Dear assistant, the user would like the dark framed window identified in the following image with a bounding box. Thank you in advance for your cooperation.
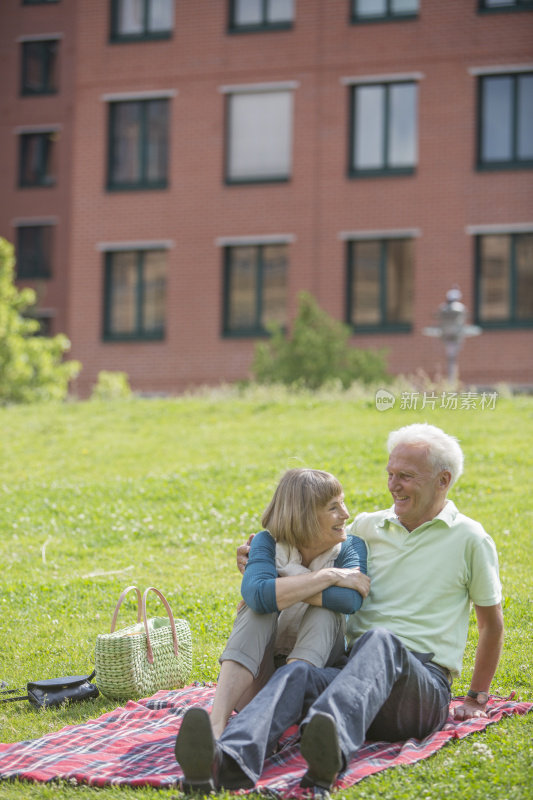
[229,0,294,32]
[349,81,417,176]
[475,233,533,327]
[103,249,166,340]
[478,73,533,169]
[107,99,169,190]
[21,40,59,95]
[223,244,288,335]
[19,131,57,187]
[29,314,53,336]
[16,225,53,279]
[347,238,413,331]
[110,0,174,41]
[479,0,533,11]
[351,0,419,22]
[226,90,293,183]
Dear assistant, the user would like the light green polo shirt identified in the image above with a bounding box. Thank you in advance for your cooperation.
[346,500,501,677]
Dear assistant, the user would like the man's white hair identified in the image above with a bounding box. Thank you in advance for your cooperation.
[387,423,464,487]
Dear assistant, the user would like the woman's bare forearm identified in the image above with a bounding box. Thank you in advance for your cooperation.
[274,567,364,610]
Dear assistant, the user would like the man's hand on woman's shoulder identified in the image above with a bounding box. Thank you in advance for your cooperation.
[237,534,254,574]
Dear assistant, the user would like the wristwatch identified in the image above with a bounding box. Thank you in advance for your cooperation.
[467,689,489,704]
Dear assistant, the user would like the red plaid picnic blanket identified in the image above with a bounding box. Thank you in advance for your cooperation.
[0,684,531,795]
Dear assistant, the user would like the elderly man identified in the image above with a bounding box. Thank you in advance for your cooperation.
[175,423,504,794]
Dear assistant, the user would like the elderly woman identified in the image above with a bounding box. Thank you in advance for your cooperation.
[190,468,369,744]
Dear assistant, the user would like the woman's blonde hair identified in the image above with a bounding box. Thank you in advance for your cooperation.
[261,468,344,549]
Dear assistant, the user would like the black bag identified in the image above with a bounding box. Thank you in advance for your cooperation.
[0,671,99,709]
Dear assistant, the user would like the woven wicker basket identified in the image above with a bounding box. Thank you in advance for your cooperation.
[95,586,192,700]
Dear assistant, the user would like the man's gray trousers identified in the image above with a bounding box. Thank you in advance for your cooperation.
[217,628,452,786]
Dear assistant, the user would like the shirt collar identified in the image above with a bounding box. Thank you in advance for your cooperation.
[380,499,458,532]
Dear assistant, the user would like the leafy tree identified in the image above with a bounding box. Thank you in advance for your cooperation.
[0,237,81,404]
[252,291,389,389]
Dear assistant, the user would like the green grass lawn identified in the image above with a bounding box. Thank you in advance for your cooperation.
[0,386,532,799]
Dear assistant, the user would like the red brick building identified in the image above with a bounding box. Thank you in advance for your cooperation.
[1,0,532,395]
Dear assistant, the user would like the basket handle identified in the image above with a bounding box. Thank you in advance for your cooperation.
[142,587,179,664]
[110,585,142,633]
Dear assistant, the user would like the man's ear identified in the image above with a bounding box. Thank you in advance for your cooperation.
[440,470,452,490]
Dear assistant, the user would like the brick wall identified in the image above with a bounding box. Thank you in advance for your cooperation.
[1,0,532,395]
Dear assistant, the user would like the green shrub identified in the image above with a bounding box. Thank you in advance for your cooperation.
[0,237,81,404]
[91,370,132,401]
[252,291,389,389]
